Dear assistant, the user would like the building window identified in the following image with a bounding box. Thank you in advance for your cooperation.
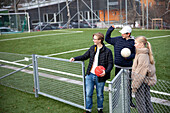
[48,14,54,22]
[43,13,63,23]
[55,13,63,22]
[84,10,99,21]
[93,10,99,20]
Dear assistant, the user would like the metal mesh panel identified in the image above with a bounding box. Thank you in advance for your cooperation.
[0,52,34,94]
[108,69,130,113]
[130,72,170,113]
[108,69,170,113]
[33,55,85,109]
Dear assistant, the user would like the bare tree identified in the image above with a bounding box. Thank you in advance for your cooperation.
[66,0,71,29]
[127,0,138,27]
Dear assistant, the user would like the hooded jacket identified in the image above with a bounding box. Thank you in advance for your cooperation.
[74,44,113,82]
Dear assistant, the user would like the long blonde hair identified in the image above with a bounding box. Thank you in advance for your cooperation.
[135,36,155,64]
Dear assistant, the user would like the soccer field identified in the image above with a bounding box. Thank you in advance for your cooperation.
[0,28,170,80]
[0,28,170,113]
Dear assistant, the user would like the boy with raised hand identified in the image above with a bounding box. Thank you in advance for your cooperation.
[105,25,136,108]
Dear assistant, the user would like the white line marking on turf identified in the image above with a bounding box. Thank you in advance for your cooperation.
[0,59,82,78]
[13,34,170,62]
[46,44,111,57]
[46,47,89,57]
[1,63,170,106]
[147,35,170,40]
[45,35,170,57]
[0,31,83,42]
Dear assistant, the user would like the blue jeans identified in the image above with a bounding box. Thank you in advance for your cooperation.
[85,73,105,111]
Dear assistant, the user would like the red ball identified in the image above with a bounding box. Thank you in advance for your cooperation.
[95,66,105,77]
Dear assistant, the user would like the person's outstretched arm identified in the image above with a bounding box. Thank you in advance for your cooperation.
[105,25,117,45]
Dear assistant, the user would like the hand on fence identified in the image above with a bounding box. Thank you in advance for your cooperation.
[69,57,75,62]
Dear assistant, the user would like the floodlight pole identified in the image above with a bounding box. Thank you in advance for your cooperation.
[120,0,122,26]
[58,0,61,25]
[125,0,127,25]
[142,0,145,29]
[91,0,93,28]
[146,0,148,29]
[37,0,41,31]
[77,0,80,28]
[107,0,109,25]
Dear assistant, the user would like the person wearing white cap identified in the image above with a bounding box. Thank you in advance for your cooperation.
[119,25,132,34]
[105,25,136,109]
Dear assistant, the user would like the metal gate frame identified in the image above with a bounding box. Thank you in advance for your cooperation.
[107,69,130,113]
[32,54,86,110]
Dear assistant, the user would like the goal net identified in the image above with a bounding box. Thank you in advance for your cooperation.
[0,12,30,32]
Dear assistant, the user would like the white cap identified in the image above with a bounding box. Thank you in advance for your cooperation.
[119,26,132,34]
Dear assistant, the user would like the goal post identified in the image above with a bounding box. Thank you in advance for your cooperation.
[0,12,30,32]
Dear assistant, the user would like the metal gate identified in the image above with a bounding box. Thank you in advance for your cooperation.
[32,54,86,110]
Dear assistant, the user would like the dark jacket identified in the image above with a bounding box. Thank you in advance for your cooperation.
[105,26,135,67]
[74,44,113,82]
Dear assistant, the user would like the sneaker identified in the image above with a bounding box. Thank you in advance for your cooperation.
[130,103,136,108]
[98,109,103,113]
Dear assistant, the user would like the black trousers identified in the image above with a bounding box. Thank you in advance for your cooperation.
[135,83,154,113]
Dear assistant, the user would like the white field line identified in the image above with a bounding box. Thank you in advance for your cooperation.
[0,30,83,42]
[1,65,83,85]
[13,34,170,62]
[150,90,170,96]
[45,44,110,57]
[1,59,170,95]
[1,63,170,106]
[147,35,170,40]
[45,35,170,57]
[0,59,82,78]
[132,94,170,106]
[45,47,89,57]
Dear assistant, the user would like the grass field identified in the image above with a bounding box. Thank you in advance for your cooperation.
[0,28,170,113]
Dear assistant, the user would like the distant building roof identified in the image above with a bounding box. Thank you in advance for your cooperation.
[19,0,71,10]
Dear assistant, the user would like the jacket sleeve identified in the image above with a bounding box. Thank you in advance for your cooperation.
[74,48,90,61]
[105,49,113,75]
[126,43,136,60]
[105,26,116,45]
[132,54,149,90]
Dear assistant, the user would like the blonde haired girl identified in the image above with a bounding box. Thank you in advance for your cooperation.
[132,36,156,113]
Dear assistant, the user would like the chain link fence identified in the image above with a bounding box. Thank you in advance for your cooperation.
[0,52,170,112]
[107,69,170,113]
[0,52,34,94]
[32,54,86,109]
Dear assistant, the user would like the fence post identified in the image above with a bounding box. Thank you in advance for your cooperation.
[82,61,86,109]
[32,54,39,98]
[122,69,130,113]
[108,82,113,113]
[121,69,125,113]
